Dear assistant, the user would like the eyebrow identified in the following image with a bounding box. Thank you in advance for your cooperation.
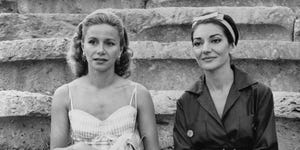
[86,36,117,41]
[193,33,222,41]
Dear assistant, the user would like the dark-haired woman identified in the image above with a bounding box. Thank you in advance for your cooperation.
[173,12,278,150]
[50,10,159,150]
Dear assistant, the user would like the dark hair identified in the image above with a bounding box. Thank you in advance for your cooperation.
[67,10,132,78]
[191,12,239,46]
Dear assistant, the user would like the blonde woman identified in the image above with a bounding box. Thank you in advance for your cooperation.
[50,10,159,150]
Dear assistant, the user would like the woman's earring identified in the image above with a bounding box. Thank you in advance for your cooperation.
[82,52,87,61]
[117,54,121,62]
[190,50,201,66]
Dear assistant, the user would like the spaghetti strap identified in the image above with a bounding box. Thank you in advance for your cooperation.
[68,84,74,110]
[129,84,138,108]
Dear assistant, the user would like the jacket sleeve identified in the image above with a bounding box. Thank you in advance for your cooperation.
[253,84,278,150]
[173,96,193,150]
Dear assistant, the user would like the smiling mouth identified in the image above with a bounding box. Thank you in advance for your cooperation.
[93,58,108,63]
[202,57,216,61]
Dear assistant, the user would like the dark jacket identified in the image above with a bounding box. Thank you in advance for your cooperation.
[173,66,278,150]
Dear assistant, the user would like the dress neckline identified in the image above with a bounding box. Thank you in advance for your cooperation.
[69,105,136,122]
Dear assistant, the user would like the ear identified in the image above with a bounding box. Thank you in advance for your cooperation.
[228,43,235,51]
[80,40,84,50]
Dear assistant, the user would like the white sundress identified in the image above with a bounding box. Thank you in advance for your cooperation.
[68,83,143,150]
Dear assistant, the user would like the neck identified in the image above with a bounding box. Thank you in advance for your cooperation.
[204,63,234,91]
[86,67,118,89]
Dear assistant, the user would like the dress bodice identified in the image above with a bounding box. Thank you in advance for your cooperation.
[67,83,143,150]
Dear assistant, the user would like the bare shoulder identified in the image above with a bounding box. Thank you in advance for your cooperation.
[52,84,70,109]
[54,84,69,96]
[119,78,150,95]
[133,82,151,97]
[131,81,153,107]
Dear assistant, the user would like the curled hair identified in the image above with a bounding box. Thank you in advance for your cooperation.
[191,12,239,46]
[67,10,132,78]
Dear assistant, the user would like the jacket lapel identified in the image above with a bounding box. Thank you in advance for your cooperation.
[197,86,224,127]
[186,65,257,126]
[221,83,240,119]
[222,65,257,118]
[187,76,224,127]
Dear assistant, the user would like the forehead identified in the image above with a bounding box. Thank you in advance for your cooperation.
[85,24,120,39]
[193,23,225,39]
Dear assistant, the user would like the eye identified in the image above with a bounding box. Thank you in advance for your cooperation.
[105,41,116,46]
[88,39,97,45]
[211,38,221,44]
[193,41,203,47]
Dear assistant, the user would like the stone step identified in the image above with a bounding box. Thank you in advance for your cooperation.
[0,90,299,149]
[145,0,300,18]
[0,90,300,119]
[0,7,296,41]
[1,90,299,118]
[146,0,300,8]
[295,18,300,42]
[1,38,300,62]
[0,38,299,93]
[1,116,299,150]
[0,0,299,15]
[0,0,146,13]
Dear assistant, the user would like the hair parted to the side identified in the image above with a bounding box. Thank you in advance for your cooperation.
[67,9,132,78]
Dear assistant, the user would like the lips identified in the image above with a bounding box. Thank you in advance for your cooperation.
[201,57,216,61]
[93,58,108,63]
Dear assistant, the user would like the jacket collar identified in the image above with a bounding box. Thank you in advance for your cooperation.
[185,65,258,127]
[186,65,257,95]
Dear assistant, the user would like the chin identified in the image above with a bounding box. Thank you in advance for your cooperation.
[91,63,112,73]
[94,66,110,72]
[200,62,222,72]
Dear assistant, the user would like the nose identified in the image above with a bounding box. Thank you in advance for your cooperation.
[96,43,106,54]
[202,42,211,53]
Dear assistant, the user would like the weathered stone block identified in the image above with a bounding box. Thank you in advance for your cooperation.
[0,0,18,13]
[1,39,300,62]
[274,92,300,119]
[153,91,300,118]
[0,116,50,149]
[0,90,299,118]
[0,13,82,41]
[146,0,300,8]
[0,7,295,41]
[0,59,73,94]
[132,59,300,92]
[17,0,145,13]
[131,40,300,60]
[0,90,52,117]
[0,38,69,62]
[294,18,300,41]
[1,39,300,93]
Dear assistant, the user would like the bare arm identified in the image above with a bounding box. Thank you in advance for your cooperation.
[136,84,160,150]
[50,84,72,150]
[50,84,102,150]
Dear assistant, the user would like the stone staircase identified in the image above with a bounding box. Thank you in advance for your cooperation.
[0,0,299,149]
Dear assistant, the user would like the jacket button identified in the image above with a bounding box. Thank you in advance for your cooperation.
[187,130,193,137]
